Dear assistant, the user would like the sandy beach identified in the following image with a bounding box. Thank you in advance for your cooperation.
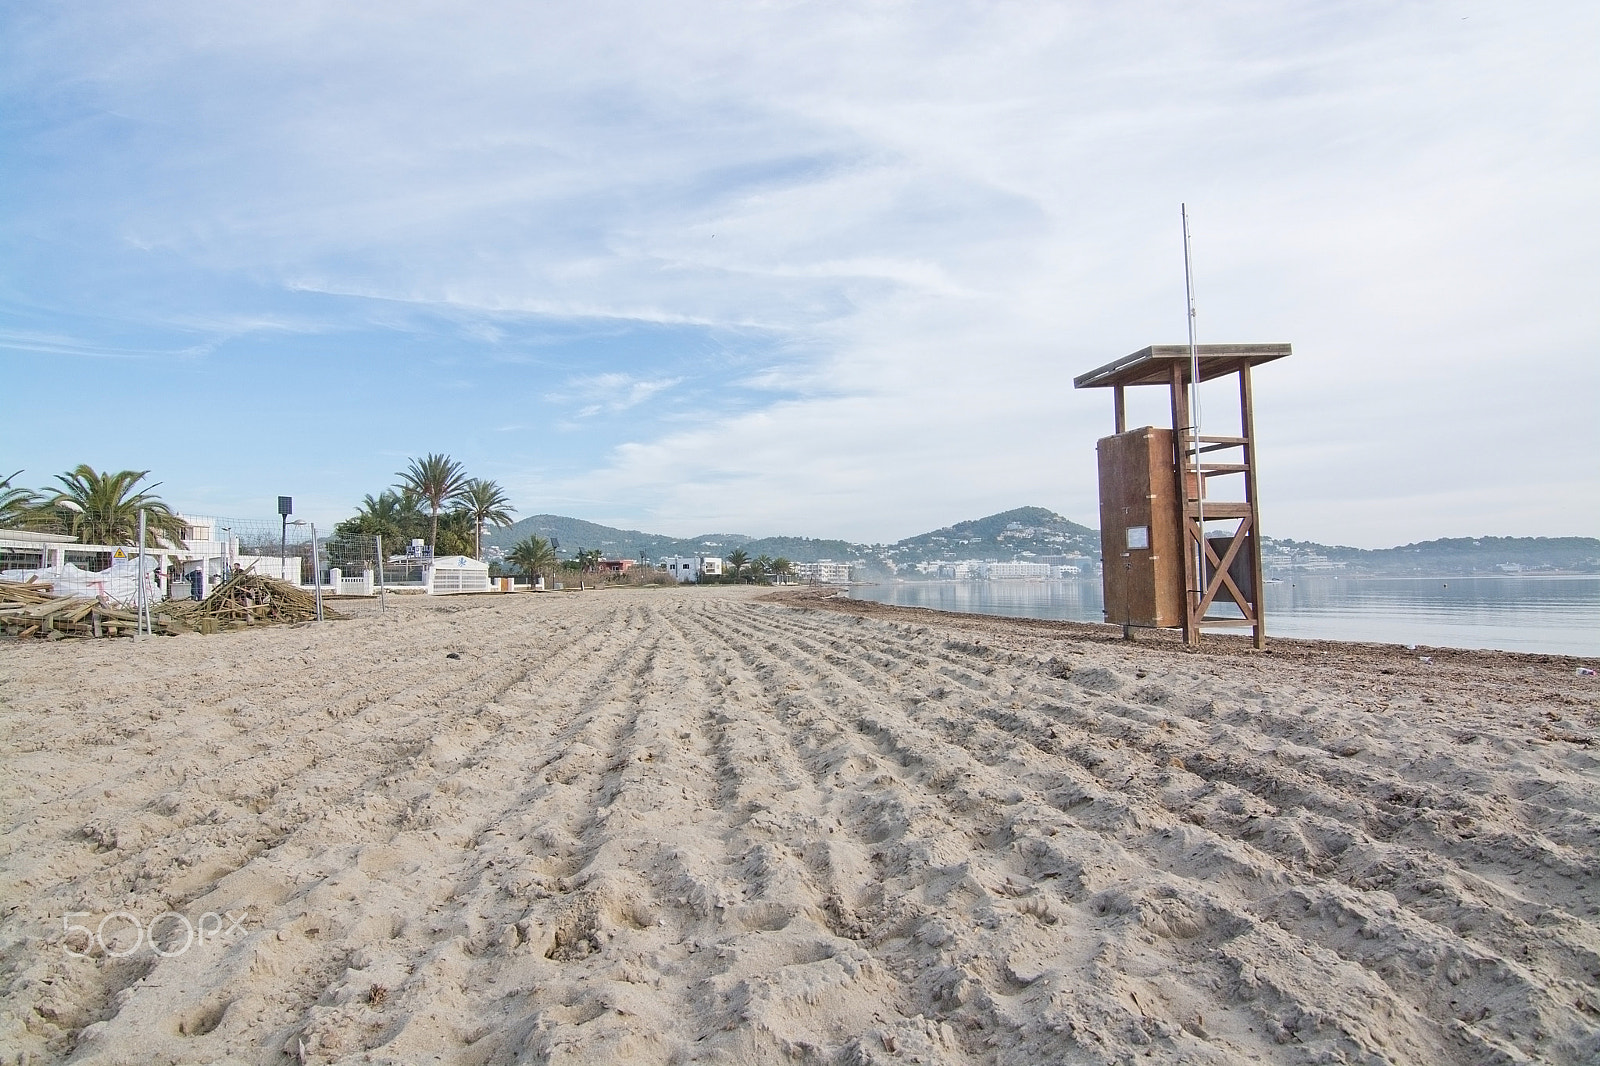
[2,585,1596,1066]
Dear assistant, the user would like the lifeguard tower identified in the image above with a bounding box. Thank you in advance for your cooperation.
[1074,343,1290,648]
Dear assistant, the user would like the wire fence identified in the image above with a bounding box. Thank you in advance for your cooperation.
[6,505,686,614]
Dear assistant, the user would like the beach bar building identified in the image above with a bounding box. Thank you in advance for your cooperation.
[1074,343,1289,648]
[2,519,301,600]
[426,555,492,595]
[0,528,77,572]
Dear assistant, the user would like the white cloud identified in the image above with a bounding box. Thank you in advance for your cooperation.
[565,373,683,418]
[3,1,1597,544]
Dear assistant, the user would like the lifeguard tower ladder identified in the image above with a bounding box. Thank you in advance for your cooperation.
[1074,343,1290,648]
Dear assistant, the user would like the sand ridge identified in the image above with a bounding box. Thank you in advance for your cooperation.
[1,586,1596,1065]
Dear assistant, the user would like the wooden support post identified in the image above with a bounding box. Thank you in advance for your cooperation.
[1114,385,1126,434]
[1240,365,1266,648]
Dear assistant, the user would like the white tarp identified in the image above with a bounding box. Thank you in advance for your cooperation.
[1,557,160,607]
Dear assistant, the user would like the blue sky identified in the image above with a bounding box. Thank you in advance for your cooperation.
[3,1,1596,547]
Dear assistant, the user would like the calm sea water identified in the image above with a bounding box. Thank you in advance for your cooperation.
[848,575,1600,657]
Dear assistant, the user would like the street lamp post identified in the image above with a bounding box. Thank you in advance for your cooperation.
[278,496,293,583]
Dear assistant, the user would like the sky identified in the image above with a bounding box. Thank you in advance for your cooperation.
[2,1,1596,548]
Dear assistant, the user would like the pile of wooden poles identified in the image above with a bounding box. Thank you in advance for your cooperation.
[0,581,144,639]
[1,570,340,640]
[159,570,339,634]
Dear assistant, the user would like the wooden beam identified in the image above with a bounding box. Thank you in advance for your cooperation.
[1184,501,1251,519]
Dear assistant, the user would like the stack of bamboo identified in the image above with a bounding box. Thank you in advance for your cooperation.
[158,571,339,633]
[0,581,144,639]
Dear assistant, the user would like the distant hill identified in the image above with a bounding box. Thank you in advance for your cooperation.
[483,515,862,564]
[881,506,1100,566]
[483,509,1598,576]
[484,515,690,560]
[1263,535,1600,576]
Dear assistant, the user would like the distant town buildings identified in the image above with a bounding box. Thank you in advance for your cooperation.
[983,561,1057,580]
[1259,546,1343,571]
[908,557,1092,581]
[794,560,853,584]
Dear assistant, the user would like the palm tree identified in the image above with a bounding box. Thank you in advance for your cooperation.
[392,491,429,540]
[336,489,422,543]
[0,470,41,528]
[435,509,476,557]
[771,557,793,584]
[396,453,470,551]
[753,555,773,583]
[575,547,603,573]
[457,478,516,559]
[45,465,189,547]
[507,535,557,583]
[725,548,749,582]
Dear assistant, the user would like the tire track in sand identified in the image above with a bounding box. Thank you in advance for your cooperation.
[738,597,1598,1065]
[4,589,1595,1066]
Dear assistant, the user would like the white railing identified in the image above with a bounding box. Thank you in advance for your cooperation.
[325,568,375,596]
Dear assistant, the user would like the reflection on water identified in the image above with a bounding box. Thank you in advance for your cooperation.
[849,576,1600,656]
[848,580,1106,622]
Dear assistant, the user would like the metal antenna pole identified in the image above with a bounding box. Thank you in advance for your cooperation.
[1182,204,1206,612]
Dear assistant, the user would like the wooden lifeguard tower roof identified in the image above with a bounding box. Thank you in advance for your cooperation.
[1073,343,1290,390]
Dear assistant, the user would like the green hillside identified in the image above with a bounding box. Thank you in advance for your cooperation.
[1266,535,1600,575]
[483,509,1598,576]
[484,515,862,564]
[882,506,1099,566]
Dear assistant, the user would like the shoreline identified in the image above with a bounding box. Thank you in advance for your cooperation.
[771,585,1600,670]
[832,578,1600,661]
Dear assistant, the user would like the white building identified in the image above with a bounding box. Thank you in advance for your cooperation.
[794,560,853,584]
[1,517,303,601]
[983,561,1055,580]
[0,528,77,572]
[426,555,491,594]
[170,514,302,592]
[661,555,724,583]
